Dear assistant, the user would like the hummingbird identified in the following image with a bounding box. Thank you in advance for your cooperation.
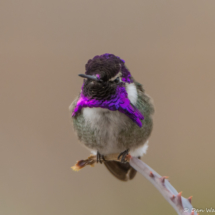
[69,53,154,181]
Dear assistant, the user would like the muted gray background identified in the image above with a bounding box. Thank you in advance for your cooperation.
[1,1,215,214]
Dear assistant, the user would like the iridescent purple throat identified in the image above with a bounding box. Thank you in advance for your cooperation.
[72,86,144,127]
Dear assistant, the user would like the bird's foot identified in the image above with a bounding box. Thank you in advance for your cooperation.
[118,149,129,163]
[97,152,106,164]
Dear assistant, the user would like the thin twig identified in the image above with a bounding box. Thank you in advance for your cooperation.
[72,154,198,215]
[130,157,198,215]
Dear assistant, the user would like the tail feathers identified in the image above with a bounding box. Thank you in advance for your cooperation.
[104,161,137,181]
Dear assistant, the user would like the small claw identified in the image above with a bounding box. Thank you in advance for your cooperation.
[96,152,103,164]
[118,149,129,163]
[118,153,122,160]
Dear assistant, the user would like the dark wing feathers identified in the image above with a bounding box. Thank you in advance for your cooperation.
[104,161,137,181]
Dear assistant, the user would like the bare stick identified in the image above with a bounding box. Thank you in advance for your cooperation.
[130,157,198,215]
[72,154,198,215]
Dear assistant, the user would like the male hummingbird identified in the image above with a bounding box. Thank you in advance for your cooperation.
[69,53,154,181]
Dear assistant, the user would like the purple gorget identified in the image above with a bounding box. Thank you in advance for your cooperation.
[72,85,144,127]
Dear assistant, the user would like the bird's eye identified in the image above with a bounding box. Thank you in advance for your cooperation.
[109,77,120,84]
[114,77,120,83]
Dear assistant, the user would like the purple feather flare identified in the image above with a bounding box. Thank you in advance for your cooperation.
[72,86,144,127]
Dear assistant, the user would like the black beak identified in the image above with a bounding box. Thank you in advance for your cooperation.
[78,74,103,82]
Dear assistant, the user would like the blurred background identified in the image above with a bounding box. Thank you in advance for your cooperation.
[1,1,215,214]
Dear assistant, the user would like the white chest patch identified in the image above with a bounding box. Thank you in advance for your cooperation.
[83,107,130,154]
[126,83,138,105]
[83,107,128,131]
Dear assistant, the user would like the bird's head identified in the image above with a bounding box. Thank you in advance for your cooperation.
[73,53,144,127]
[79,53,132,100]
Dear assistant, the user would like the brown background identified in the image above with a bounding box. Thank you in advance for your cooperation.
[1,1,215,215]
